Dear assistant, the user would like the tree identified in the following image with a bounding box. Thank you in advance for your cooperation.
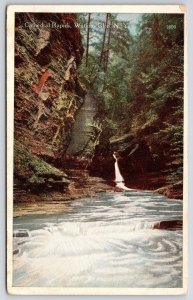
[85,13,91,67]
[99,13,109,67]
[104,20,112,72]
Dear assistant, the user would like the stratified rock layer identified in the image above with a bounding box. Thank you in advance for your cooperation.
[15,13,85,158]
[14,13,86,191]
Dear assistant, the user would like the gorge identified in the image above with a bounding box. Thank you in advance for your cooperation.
[14,12,183,209]
[12,11,184,290]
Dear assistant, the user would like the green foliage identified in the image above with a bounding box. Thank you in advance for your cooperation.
[78,13,133,128]
[78,13,184,186]
[14,140,67,186]
[29,174,45,184]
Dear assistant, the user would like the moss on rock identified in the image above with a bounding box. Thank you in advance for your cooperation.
[14,140,69,191]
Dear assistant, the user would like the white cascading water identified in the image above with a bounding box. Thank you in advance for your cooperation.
[13,191,183,288]
[113,153,131,190]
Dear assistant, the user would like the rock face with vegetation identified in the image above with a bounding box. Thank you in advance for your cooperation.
[14,12,184,202]
[15,14,85,152]
[79,13,184,199]
[14,140,69,191]
[14,13,86,192]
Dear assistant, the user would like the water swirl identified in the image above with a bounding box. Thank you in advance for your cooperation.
[13,191,183,288]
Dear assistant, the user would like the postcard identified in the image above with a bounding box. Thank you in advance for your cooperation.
[7,5,187,295]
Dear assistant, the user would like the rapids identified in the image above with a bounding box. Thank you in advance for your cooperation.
[13,191,183,288]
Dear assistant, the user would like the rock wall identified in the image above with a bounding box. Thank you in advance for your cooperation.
[14,13,86,190]
[90,129,183,199]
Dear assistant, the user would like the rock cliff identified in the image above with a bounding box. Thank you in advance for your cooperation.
[90,129,183,199]
[14,13,86,191]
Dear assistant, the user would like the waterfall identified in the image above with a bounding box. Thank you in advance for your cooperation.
[113,153,131,190]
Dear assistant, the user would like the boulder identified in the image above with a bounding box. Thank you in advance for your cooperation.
[153,220,183,231]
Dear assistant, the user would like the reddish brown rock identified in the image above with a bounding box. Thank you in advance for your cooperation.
[153,220,183,231]
[14,13,86,192]
[33,69,51,94]
[14,13,85,163]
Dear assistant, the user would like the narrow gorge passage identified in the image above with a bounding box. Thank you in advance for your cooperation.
[66,92,97,155]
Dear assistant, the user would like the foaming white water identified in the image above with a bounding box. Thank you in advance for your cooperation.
[116,181,131,190]
[13,191,183,288]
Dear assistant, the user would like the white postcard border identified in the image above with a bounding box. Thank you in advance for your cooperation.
[7,4,188,295]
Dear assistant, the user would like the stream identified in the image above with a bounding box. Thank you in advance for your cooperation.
[13,190,183,288]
